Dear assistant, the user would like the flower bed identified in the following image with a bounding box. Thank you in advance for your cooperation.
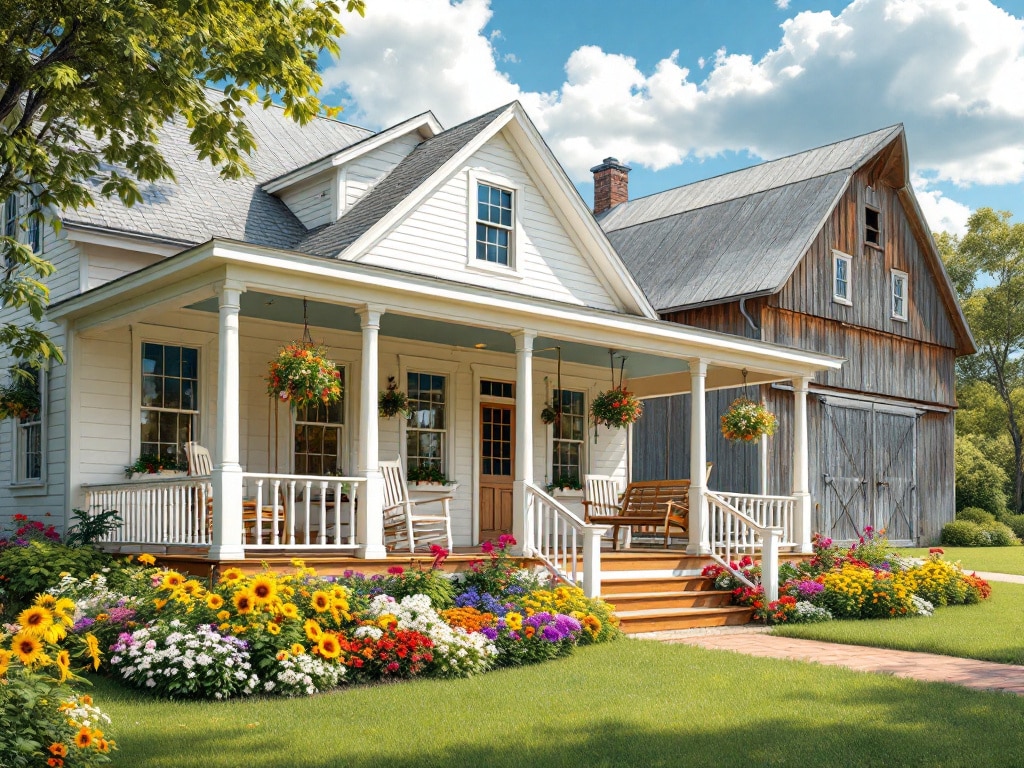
[703,530,991,625]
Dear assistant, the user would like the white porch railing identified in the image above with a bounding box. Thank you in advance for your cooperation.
[83,476,213,546]
[705,490,783,602]
[712,492,797,547]
[523,483,608,597]
[241,473,361,549]
[82,473,363,550]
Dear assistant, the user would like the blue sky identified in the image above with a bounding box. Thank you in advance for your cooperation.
[322,0,1024,235]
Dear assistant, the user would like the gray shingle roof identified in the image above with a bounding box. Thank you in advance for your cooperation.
[296,104,511,258]
[600,126,903,311]
[64,98,373,249]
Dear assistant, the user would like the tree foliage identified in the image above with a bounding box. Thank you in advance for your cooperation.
[940,208,1024,511]
[0,0,365,366]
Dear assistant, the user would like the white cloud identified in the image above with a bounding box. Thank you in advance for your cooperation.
[911,175,972,237]
[323,0,1024,190]
[776,0,791,9]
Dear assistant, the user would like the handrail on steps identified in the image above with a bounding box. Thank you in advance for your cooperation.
[704,490,783,602]
[523,483,608,598]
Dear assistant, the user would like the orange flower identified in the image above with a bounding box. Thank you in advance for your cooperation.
[48,743,68,757]
[74,727,93,749]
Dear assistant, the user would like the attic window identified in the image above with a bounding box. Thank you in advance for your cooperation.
[833,250,852,306]
[865,206,882,249]
[475,183,513,266]
[891,269,908,322]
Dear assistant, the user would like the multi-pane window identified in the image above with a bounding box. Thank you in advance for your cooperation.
[833,251,852,304]
[12,365,43,483]
[865,206,881,248]
[475,183,513,266]
[27,193,41,253]
[3,195,17,239]
[294,368,345,475]
[140,343,198,466]
[551,389,586,484]
[406,372,447,473]
[891,270,909,321]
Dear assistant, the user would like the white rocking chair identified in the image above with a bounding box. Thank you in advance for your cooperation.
[381,460,454,553]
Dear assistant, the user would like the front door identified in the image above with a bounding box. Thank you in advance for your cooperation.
[479,403,515,541]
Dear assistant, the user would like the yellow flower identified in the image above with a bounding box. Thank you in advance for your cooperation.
[266,622,281,635]
[304,619,322,641]
[220,567,245,584]
[217,610,231,622]
[12,632,45,666]
[233,590,255,615]
[181,580,204,597]
[281,603,299,620]
[251,575,278,605]
[232,624,247,635]
[291,643,306,656]
[504,612,523,631]
[207,594,225,610]
[55,649,72,683]
[377,614,396,630]
[34,594,57,609]
[317,634,341,659]
[138,553,157,566]
[311,591,331,612]
[0,649,12,676]
[16,605,54,638]
[153,598,168,611]
[74,726,93,749]
[54,598,76,626]
[84,633,102,670]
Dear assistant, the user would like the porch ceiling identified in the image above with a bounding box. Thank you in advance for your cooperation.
[186,291,688,379]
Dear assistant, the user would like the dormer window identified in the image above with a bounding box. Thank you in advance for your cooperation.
[475,182,513,266]
[865,206,881,249]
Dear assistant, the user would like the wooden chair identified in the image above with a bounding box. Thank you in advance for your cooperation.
[381,460,453,553]
[582,474,628,547]
[662,463,714,547]
[596,479,693,550]
[184,441,213,476]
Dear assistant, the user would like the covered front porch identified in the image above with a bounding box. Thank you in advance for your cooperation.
[53,239,841,598]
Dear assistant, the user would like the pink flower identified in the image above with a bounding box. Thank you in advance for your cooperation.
[481,540,495,554]
[387,566,405,575]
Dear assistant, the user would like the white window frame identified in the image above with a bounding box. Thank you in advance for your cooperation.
[27,191,41,254]
[404,368,451,477]
[10,363,46,487]
[465,169,523,276]
[3,195,17,241]
[891,269,909,322]
[832,249,852,306]
[550,388,587,487]
[292,365,348,476]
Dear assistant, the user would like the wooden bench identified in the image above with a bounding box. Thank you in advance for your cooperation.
[585,479,692,550]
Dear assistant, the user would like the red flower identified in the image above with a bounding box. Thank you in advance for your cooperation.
[387,566,405,575]
[481,540,495,554]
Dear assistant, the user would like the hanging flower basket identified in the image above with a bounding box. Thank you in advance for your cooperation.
[266,342,342,410]
[378,376,411,419]
[540,405,558,425]
[591,387,643,430]
[721,397,777,442]
[0,369,40,420]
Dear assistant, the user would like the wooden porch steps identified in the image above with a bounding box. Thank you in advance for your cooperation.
[612,605,754,634]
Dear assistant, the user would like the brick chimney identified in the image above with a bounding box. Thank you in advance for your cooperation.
[591,157,631,215]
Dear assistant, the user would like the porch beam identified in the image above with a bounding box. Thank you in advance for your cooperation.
[209,280,246,560]
[792,375,814,553]
[512,329,536,555]
[356,305,387,558]
[686,359,711,555]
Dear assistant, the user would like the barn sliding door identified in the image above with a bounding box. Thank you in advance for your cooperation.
[821,401,918,544]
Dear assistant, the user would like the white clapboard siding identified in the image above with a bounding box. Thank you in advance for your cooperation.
[359,133,621,311]
[84,243,164,290]
[279,176,334,230]
[343,133,422,213]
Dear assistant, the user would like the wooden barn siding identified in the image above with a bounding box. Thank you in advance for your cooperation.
[918,411,955,545]
[774,175,957,350]
[632,387,759,493]
[664,299,764,340]
[764,310,957,406]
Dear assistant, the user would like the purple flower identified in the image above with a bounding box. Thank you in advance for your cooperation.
[795,580,824,599]
[542,626,562,642]
[481,627,498,641]
[73,616,97,632]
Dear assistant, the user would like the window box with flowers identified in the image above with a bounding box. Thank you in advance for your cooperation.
[720,397,777,442]
[125,454,188,479]
[266,342,342,410]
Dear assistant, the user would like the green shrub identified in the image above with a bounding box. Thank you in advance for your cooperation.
[981,521,1020,547]
[0,540,114,617]
[941,519,988,547]
[955,435,1009,515]
[998,514,1024,541]
[957,506,996,525]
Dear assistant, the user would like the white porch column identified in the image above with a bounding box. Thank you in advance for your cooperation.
[511,330,536,555]
[686,359,710,555]
[357,305,387,558]
[793,375,814,554]
[209,280,246,560]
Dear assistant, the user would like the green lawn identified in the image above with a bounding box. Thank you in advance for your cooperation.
[772,581,1024,665]
[93,639,1024,768]
[898,546,1024,575]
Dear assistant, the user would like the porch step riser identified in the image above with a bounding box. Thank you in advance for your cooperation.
[618,608,754,634]
[601,577,718,595]
[605,593,733,612]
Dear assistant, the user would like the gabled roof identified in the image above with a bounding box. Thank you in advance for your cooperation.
[600,124,975,354]
[64,96,372,249]
[294,105,508,257]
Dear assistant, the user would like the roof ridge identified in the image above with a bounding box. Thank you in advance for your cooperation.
[199,83,371,132]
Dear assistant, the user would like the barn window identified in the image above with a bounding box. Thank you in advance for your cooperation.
[865,206,882,249]
[832,250,852,305]
[891,270,908,322]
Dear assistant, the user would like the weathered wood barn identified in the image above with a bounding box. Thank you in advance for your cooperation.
[596,126,975,545]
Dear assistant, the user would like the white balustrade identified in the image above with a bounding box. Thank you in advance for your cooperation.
[524,483,608,597]
[712,492,797,546]
[705,490,783,602]
[83,476,213,546]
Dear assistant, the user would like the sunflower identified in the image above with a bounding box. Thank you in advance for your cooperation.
[55,649,72,683]
[74,727,93,749]
[250,575,277,605]
[96,739,111,753]
[281,603,299,620]
[48,743,68,757]
[153,598,168,611]
[291,643,306,656]
[138,553,157,566]
[233,590,256,615]
[266,622,281,636]
[161,571,184,589]
[17,605,54,637]
[207,594,225,610]
[310,590,331,612]
[84,633,102,670]
[34,594,57,608]
[220,567,244,584]
[217,610,231,622]
[317,634,341,659]
[12,632,45,666]
[304,619,322,642]
[180,579,204,597]
[0,649,12,675]
[44,621,68,645]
